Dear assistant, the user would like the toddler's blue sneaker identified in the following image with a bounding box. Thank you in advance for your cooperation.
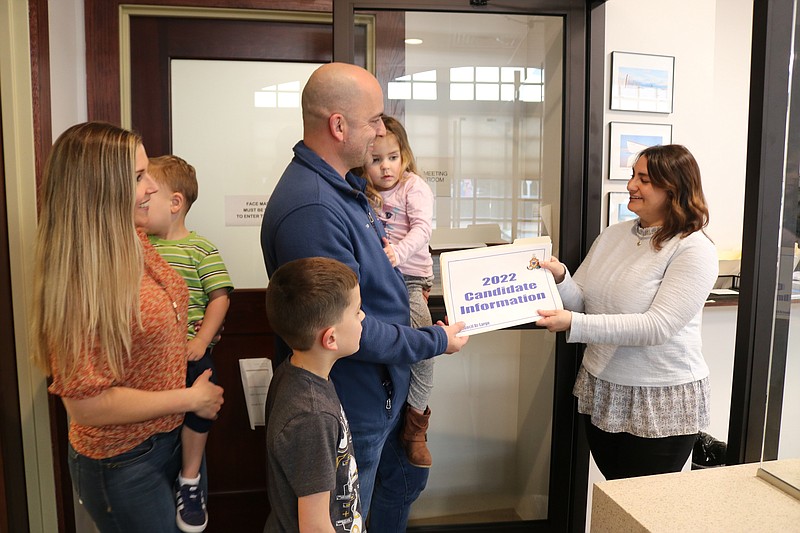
[176,483,207,532]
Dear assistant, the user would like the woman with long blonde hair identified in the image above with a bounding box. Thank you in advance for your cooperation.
[31,122,224,532]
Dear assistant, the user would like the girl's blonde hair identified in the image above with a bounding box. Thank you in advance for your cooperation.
[31,122,144,380]
[362,115,419,209]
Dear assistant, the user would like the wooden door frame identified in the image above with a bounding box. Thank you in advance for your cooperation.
[335,2,602,531]
[122,7,372,157]
[84,0,603,531]
[123,12,368,530]
[79,3,339,532]
[85,0,333,125]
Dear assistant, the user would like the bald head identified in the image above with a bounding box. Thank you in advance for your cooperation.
[302,63,382,130]
[301,63,386,176]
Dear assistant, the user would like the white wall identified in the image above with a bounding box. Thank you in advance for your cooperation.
[602,0,751,258]
[601,0,754,447]
[48,0,86,137]
[780,312,800,459]
[586,1,754,530]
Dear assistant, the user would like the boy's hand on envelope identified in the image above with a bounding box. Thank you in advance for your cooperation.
[535,309,572,332]
[539,256,566,284]
[438,320,469,353]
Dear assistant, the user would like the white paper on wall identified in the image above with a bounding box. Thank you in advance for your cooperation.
[225,195,269,227]
[238,358,273,429]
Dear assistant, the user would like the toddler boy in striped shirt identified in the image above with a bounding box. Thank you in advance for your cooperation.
[145,155,233,533]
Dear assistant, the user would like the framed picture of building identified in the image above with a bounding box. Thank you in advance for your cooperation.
[608,121,673,180]
[610,51,675,113]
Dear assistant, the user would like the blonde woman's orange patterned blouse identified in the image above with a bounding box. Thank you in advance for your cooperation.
[48,231,189,459]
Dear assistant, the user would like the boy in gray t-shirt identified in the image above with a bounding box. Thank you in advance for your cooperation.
[264,257,365,532]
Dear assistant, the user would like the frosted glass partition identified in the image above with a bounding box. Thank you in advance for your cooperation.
[399,13,563,248]
[362,10,563,525]
[413,329,554,523]
[171,60,321,288]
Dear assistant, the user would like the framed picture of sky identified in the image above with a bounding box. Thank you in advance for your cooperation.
[610,51,675,113]
[608,121,673,180]
[608,192,638,227]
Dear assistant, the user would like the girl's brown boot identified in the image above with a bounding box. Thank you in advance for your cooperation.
[401,406,432,468]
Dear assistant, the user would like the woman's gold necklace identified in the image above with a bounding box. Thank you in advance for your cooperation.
[635,221,659,247]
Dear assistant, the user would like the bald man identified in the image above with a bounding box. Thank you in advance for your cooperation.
[260,63,468,531]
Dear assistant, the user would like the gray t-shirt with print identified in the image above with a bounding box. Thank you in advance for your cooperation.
[264,358,361,532]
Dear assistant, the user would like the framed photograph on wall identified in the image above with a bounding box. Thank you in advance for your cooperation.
[610,51,675,113]
[608,192,637,226]
[608,122,673,180]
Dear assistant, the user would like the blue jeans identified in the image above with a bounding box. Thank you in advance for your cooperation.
[68,426,205,533]
[354,413,429,532]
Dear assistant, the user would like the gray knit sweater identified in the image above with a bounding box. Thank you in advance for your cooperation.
[558,219,719,387]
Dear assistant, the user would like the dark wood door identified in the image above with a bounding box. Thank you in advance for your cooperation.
[80,4,386,532]
[128,14,365,156]
[126,13,362,533]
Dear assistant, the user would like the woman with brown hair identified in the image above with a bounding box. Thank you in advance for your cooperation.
[537,144,718,480]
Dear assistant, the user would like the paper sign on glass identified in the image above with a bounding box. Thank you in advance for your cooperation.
[239,358,273,429]
[440,239,563,336]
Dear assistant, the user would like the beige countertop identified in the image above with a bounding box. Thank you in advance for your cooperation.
[591,461,800,532]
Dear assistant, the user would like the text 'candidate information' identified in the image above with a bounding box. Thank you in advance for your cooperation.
[440,239,563,336]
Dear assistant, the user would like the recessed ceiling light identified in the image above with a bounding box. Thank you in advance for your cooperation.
[405,38,423,45]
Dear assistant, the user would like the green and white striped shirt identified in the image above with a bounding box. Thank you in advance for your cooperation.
[149,231,233,342]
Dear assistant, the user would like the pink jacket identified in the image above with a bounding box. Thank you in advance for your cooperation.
[376,172,434,277]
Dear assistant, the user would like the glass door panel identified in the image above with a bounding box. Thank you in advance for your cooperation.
[760,0,800,492]
[383,13,562,246]
[171,60,320,289]
[775,0,800,464]
[359,9,564,526]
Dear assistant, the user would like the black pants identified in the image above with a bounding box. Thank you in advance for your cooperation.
[583,414,697,480]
